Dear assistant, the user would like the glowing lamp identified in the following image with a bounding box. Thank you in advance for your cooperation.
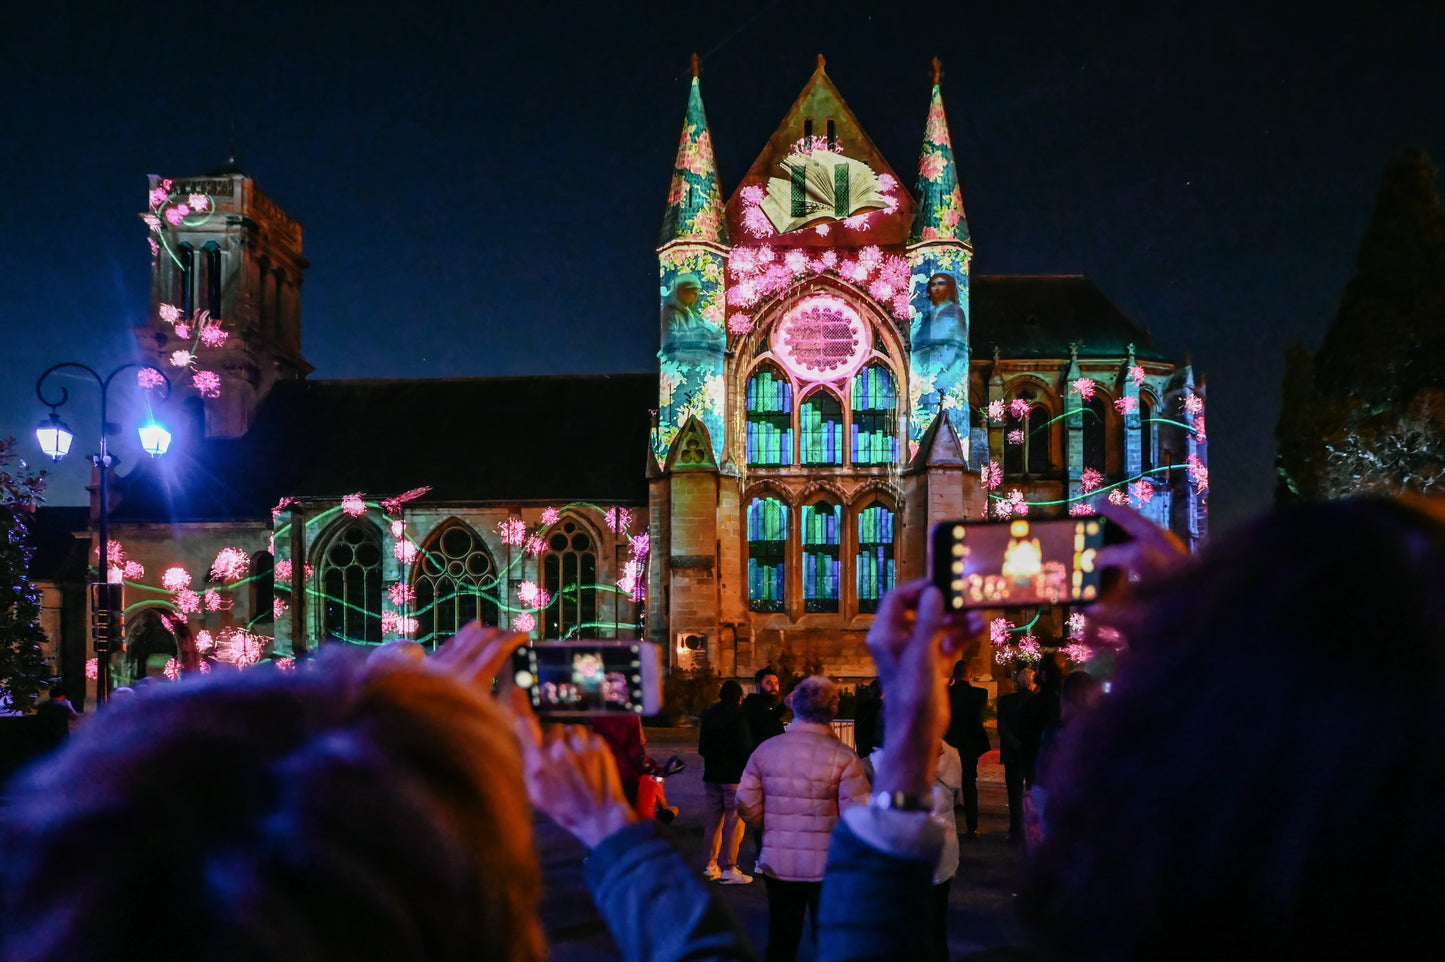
[138,420,172,457]
[35,412,74,461]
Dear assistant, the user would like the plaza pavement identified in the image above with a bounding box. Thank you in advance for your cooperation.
[538,728,1030,961]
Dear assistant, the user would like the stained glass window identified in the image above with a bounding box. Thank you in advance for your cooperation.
[544,520,598,639]
[746,366,794,466]
[320,521,382,644]
[801,390,844,466]
[851,364,897,465]
[747,497,788,613]
[413,521,499,649]
[802,500,841,613]
[856,502,895,614]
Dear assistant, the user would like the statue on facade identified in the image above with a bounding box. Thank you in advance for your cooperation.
[658,273,724,365]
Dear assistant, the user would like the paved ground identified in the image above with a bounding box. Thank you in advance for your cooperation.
[538,728,1030,961]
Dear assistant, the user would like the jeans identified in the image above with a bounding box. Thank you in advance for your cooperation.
[703,781,745,870]
[761,876,822,962]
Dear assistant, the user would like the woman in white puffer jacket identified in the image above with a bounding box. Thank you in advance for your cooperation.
[737,675,870,962]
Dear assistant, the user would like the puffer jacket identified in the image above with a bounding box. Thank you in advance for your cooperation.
[736,720,870,881]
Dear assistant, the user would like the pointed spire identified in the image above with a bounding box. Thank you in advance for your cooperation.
[660,58,729,247]
[909,61,970,246]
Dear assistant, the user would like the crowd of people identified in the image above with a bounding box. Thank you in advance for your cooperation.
[4,496,1444,961]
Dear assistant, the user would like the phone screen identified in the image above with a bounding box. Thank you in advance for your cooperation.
[514,642,651,714]
[931,518,1116,609]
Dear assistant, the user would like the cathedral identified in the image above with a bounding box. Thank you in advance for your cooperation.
[33,59,1206,701]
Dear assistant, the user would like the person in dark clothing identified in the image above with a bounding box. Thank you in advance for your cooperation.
[698,680,754,884]
[995,667,1037,843]
[943,660,990,837]
[1019,652,1066,786]
[852,678,883,759]
[741,666,787,746]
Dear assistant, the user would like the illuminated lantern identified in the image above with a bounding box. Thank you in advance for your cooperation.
[35,412,74,461]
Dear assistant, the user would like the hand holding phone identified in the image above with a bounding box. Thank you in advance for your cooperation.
[512,641,663,716]
[931,517,1124,609]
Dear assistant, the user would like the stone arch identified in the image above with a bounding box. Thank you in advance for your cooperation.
[310,516,385,645]
[410,517,500,649]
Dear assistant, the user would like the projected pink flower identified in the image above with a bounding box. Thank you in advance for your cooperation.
[1007,429,1025,446]
[123,560,145,580]
[210,547,250,582]
[498,517,526,546]
[1069,500,1096,516]
[728,313,754,335]
[161,567,191,591]
[1009,398,1031,419]
[1193,416,1206,440]
[1130,481,1154,505]
[174,589,200,613]
[273,597,287,620]
[1107,489,1130,506]
[1067,612,1088,639]
[629,533,650,557]
[204,590,227,611]
[195,630,214,652]
[174,323,191,340]
[387,582,415,606]
[341,494,366,517]
[739,184,764,206]
[1114,396,1138,416]
[187,193,209,211]
[518,581,550,609]
[1080,468,1103,493]
[159,303,182,324]
[138,367,165,390]
[1186,454,1209,492]
[198,324,228,347]
[541,507,561,527]
[981,461,1003,490]
[1184,395,1204,416]
[1018,636,1042,660]
[274,559,292,582]
[169,350,194,367]
[1073,378,1097,400]
[990,618,1014,646]
[514,612,536,632]
[163,658,180,681]
[784,250,808,273]
[869,279,893,300]
[604,507,631,533]
[1062,642,1093,664]
[1129,365,1145,387]
[986,400,1005,422]
[394,540,417,563]
[86,658,98,680]
[198,661,211,674]
[381,611,418,636]
[193,371,221,397]
[272,497,296,519]
[524,535,546,556]
[276,657,296,671]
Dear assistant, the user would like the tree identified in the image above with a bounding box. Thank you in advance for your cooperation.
[1277,149,1445,500]
[0,438,50,713]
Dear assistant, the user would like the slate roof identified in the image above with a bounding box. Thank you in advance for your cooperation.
[112,374,657,523]
[969,275,1165,361]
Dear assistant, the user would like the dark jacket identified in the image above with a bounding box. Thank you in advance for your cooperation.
[698,700,752,784]
[944,682,990,759]
[996,689,1036,769]
[741,692,786,747]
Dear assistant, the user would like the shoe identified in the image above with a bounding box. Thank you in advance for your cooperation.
[703,863,721,881]
[718,868,754,885]
[655,805,679,825]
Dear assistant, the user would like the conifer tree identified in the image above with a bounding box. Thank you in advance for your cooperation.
[1276,149,1445,500]
[0,439,50,713]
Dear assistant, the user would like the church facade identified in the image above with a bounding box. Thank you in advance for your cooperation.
[36,60,1206,701]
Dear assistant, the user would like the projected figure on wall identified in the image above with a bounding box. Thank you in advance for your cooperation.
[909,271,970,443]
[659,273,724,365]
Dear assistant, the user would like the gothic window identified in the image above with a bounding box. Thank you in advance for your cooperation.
[801,500,841,613]
[319,520,383,644]
[1140,395,1155,474]
[856,501,895,614]
[800,389,844,466]
[747,496,788,613]
[544,519,598,639]
[412,521,499,649]
[178,242,195,318]
[250,551,274,625]
[851,364,897,465]
[1083,397,1108,473]
[203,242,222,318]
[746,365,794,466]
[1005,401,1051,476]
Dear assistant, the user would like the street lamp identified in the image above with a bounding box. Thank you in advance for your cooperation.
[35,362,172,705]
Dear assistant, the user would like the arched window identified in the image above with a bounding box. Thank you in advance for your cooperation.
[802,500,841,612]
[1005,399,1052,476]
[801,390,844,466]
[544,519,597,639]
[178,242,195,318]
[747,497,788,613]
[203,241,222,318]
[1140,395,1155,474]
[851,364,897,465]
[1083,397,1108,473]
[856,501,895,614]
[126,608,178,679]
[746,366,793,466]
[250,551,274,626]
[319,520,383,644]
[413,521,499,649]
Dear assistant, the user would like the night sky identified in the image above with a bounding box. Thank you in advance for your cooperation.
[2,1,1441,535]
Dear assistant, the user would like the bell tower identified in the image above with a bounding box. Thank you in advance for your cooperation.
[140,163,312,438]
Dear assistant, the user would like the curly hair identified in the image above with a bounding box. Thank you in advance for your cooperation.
[789,675,840,723]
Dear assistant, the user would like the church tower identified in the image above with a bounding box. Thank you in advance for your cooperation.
[139,164,312,439]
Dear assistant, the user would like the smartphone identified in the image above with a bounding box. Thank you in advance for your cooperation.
[930,517,1122,609]
[512,640,663,716]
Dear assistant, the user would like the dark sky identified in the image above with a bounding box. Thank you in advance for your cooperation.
[2,1,1441,535]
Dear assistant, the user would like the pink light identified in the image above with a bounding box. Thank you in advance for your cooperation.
[1129,365,1146,387]
[123,560,144,580]
[514,612,537,632]
[1018,635,1042,659]
[1062,642,1093,664]
[784,250,808,273]
[517,581,548,608]
[1193,416,1206,440]
[981,461,1003,490]
[85,658,98,680]
[199,324,228,347]
[159,303,181,324]
[198,660,211,673]
[164,207,184,226]
[195,630,214,653]
[341,493,366,517]
[161,567,191,591]
[204,590,226,611]
[541,507,561,527]
[277,656,296,671]
[820,250,838,268]
[272,496,296,519]
[727,313,754,335]
[188,193,209,211]
[174,589,200,613]
[394,540,417,563]
[169,350,194,368]
[878,173,899,191]
[629,532,650,557]
[386,582,416,606]
[163,658,180,681]
[274,559,292,582]
[173,323,191,340]
[1073,378,1097,401]
[1186,453,1209,492]
[604,506,631,533]
[1114,396,1138,415]
[193,370,221,397]
[210,546,250,582]
[1107,489,1130,506]
[1069,500,1096,517]
[1009,398,1030,419]
[524,535,546,556]
[990,618,1014,646]
[498,516,526,546]
[814,223,830,236]
[1067,612,1088,638]
[986,400,1005,422]
[1080,468,1103,493]
[149,187,168,209]
[739,184,764,206]
[390,519,405,538]
[1184,395,1204,416]
[138,367,165,390]
[273,597,287,620]
[1006,429,1025,446]
[108,564,124,584]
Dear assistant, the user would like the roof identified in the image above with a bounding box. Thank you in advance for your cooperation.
[659,72,729,247]
[908,74,970,246]
[26,506,90,582]
[969,276,1165,361]
[112,374,657,523]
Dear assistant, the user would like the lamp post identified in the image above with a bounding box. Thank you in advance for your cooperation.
[35,362,171,705]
